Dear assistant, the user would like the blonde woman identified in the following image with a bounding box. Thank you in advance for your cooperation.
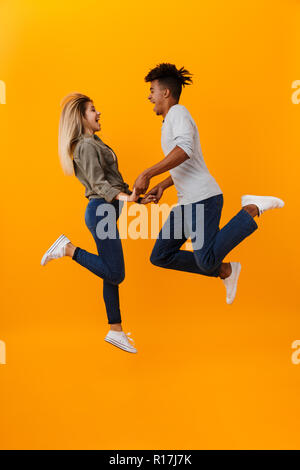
[41,93,154,353]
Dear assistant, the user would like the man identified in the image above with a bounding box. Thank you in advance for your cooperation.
[135,63,284,304]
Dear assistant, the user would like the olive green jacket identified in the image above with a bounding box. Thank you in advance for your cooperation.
[73,134,131,203]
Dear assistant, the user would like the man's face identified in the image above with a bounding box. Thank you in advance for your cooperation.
[147,79,166,115]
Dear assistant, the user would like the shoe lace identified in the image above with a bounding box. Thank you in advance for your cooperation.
[125,332,135,345]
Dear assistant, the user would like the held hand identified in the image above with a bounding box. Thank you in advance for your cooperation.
[140,194,157,204]
[144,185,164,204]
[133,173,150,196]
[128,187,139,202]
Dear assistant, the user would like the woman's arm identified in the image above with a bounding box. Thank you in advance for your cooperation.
[115,188,138,202]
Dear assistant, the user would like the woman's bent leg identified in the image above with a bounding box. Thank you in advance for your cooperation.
[72,198,125,324]
[72,245,124,285]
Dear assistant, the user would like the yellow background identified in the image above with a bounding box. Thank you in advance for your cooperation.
[1,0,300,450]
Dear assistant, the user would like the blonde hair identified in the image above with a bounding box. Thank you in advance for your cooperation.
[58,92,91,175]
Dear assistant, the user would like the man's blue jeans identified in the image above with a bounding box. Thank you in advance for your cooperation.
[150,194,258,277]
[72,198,125,324]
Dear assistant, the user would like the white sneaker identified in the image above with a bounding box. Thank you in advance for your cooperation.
[40,234,71,266]
[241,194,285,217]
[104,330,137,353]
[222,262,241,304]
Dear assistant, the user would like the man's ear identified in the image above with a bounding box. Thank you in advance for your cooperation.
[163,88,171,98]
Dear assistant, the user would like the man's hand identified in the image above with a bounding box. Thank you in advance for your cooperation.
[133,172,150,196]
[143,185,164,204]
[140,193,157,204]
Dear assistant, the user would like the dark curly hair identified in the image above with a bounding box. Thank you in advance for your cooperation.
[144,63,193,101]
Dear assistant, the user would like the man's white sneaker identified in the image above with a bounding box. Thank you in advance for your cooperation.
[104,330,137,353]
[241,194,285,217]
[221,262,241,305]
[40,234,71,266]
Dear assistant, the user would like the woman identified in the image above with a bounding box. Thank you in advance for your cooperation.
[40,93,154,354]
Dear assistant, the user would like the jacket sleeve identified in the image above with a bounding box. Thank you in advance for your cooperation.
[76,142,121,203]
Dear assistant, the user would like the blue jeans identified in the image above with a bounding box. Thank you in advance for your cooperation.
[150,194,258,277]
[72,198,125,324]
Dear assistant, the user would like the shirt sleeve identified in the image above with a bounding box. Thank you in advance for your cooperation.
[76,142,121,203]
[170,108,195,158]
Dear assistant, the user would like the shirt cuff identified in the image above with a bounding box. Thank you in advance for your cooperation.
[174,141,193,158]
[103,187,122,203]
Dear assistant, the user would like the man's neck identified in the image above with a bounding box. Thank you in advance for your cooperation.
[162,101,179,119]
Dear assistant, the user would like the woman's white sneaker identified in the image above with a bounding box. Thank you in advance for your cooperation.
[40,234,71,266]
[105,330,137,353]
[222,262,241,304]
[241,195,284,216]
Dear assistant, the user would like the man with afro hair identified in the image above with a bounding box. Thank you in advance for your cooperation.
[134,63,284,304]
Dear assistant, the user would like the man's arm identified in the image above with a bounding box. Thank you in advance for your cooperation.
[134,146,188,195]
[158,175,174,190]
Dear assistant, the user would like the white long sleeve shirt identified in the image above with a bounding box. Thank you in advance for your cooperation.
[161,104,222,205]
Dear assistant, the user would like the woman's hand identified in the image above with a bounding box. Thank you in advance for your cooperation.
[128,187,139,202]
[115,189,138,202]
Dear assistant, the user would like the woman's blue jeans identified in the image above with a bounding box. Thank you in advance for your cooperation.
[150,194,258,277]
[72,198,125,324]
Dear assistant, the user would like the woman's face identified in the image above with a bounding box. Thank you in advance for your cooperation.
[83,101,101,134]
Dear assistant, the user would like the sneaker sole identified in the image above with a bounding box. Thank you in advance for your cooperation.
[226,263,242,304]
[242,195,285,209]
[41,234,66,266]
[104,337,137,353]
